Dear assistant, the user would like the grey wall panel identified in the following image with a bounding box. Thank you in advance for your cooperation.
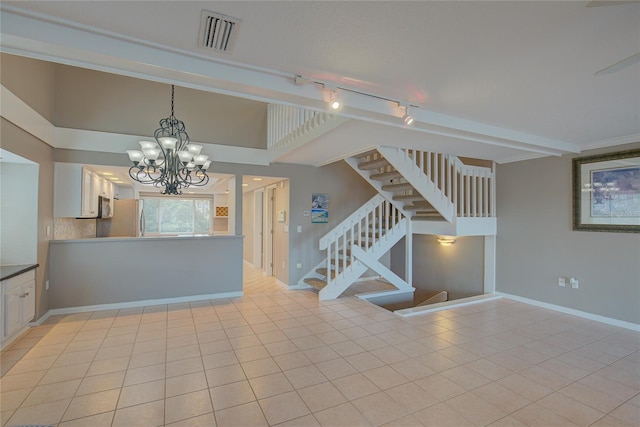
[391,235,484,302]
[49,236,243,309]
[496,142,640,324]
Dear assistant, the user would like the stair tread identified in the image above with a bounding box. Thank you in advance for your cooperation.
[404,205,437,211]
[370,171,402,181]
[317,266,348,277]
[393,194,425,201]
[304,278,327,290]
[412,215,446,221]
[358,158,389,170]
[381,182,414,191]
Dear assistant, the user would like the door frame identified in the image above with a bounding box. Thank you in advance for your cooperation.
[264,185,277,276]
[253,189,264,269]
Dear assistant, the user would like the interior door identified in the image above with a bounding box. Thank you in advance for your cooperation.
[254,189,264,269]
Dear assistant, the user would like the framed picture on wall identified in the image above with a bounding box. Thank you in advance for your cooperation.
[573,148,640,233]
[311,193,329,223]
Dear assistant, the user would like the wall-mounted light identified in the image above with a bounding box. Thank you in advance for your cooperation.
[437,236,456,246]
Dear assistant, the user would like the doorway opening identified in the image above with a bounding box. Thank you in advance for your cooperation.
[241,176,288,280]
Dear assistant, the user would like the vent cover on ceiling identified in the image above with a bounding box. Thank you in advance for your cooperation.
[199,10,240,53]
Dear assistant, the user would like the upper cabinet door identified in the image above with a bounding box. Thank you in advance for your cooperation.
[81,168,93,216]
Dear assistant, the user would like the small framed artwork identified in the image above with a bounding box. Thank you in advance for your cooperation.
[573,148,640,233]
[311,193,329,223]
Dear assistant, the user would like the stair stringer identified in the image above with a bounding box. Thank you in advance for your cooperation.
[377,146,455,222]
[349,246,412,292]
[319,217,408,300]
[344,156,408,216]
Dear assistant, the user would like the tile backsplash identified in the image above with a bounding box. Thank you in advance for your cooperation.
[54,217,96,240]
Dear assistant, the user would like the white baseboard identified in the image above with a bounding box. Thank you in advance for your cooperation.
[395,293,502,318]
[45,291,244,317]
[496,292,640,332]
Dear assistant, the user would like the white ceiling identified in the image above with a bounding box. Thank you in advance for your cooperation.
[1,1,639,164]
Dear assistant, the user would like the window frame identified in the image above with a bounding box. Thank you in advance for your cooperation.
[140,193,214,237]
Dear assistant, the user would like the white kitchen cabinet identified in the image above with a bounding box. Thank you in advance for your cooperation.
[54,163,111,217]
[2,269,36,348]
[99,177,114,200]
[81,167,96,216]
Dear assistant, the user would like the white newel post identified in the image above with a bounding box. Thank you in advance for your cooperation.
[405,218,412,286]
[484,235,496,294]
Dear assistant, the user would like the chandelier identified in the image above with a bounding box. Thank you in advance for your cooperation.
[126,85,210,195]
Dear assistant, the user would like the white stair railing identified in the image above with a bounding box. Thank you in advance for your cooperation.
[403,149,495,218]
[318,194,407,299]
[267,105,349,161]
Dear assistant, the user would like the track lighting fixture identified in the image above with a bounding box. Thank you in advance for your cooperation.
[297,74,419,120]
[329,90,342,111]
[401,104,414,126]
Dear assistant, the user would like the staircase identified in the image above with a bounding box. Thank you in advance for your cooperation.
[299,146,496,300]
[302,194,412,300]
[346,147,496,236]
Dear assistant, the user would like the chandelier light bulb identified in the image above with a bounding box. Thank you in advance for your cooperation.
[194,154,209,166]
[127,150,144,164]
[187,144,203,156]
[143,148,161,161]
[158,136,178,150]
[139,141,156,150]
[177,150,192,163]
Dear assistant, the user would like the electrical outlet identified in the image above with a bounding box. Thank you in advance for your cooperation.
[570,277,579,289]
[45,280,50,291]
[296,263,302,269]
[558,277,566,287]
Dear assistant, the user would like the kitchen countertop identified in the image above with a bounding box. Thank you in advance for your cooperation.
[0,264,39,281]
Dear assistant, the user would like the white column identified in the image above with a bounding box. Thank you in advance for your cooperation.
[483,235,496,293]
[405,219,413,286]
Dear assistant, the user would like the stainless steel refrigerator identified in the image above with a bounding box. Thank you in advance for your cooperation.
[96,199,142,237]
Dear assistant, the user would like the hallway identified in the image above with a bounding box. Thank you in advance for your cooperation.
[0,264,638,426]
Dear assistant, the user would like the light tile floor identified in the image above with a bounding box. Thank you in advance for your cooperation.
[1,264,638,426]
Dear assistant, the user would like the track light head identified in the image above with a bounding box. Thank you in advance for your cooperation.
[402,105,414,125]
[329,90,342,111]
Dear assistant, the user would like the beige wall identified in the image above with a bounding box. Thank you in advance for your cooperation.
[1,54,55,122]
[52,64,267,149]
[1,119,55,319]
[496,142,640,324]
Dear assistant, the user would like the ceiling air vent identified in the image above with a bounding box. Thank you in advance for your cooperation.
[199,10,240,53]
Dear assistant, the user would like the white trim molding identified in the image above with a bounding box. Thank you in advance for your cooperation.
[45,291,244,317]
[0,85,56,145]
[496,292,640,332]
